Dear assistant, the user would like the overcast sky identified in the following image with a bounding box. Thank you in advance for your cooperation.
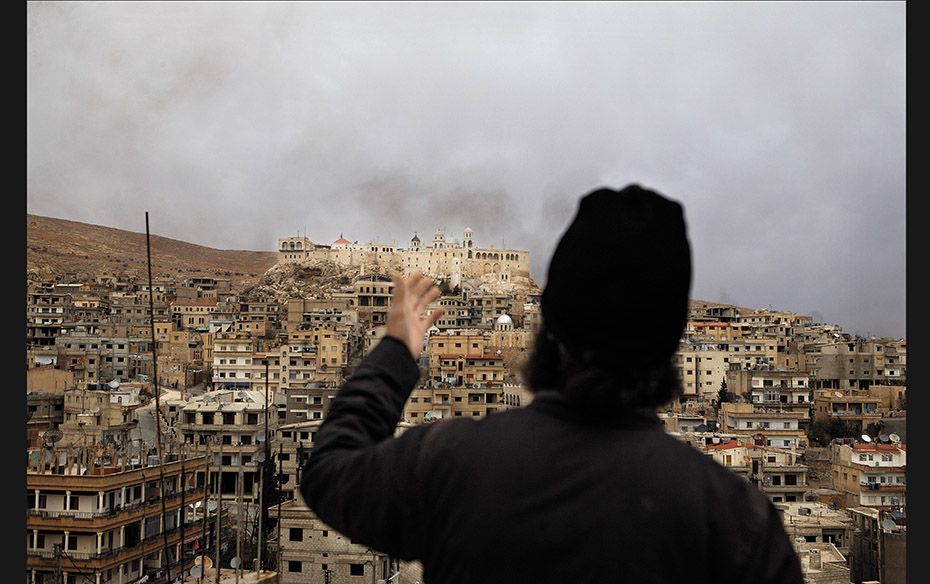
[27,2,905,338]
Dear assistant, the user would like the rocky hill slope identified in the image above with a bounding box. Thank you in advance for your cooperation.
[27,214,277,289]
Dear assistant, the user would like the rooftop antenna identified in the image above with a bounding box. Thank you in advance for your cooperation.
[145,211,173,581]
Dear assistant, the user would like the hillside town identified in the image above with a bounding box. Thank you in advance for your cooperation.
[26,227,906,584]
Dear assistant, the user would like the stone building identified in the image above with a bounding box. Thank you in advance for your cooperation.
[830,440,906,509]
[276,227,531,287]
[26,450,208,584]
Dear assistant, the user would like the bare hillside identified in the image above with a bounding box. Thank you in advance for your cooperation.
[27,214,277,289]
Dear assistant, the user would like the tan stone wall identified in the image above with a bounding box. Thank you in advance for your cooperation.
[27,367,74,394]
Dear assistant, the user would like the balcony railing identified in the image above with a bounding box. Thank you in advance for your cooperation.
[27,487,202,519]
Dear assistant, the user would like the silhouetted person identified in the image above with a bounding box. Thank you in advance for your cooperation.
[301,185,804,583]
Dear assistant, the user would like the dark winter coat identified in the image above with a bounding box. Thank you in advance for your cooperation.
[300,337,804,583]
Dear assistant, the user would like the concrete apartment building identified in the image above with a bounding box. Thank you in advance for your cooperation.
[212,333,260,390]
[26,452,208,584]
[60,384,142,447]
[468,293,513,327]
[830,440,906,509]
[813,389,882,433]
[808,338,907,390]
[868,384,907,413]
[170,300,220,332]
[55,331,158,387]
[275,420,320,501]
[699,437,810,503]
[352,274,393,328]
[427,295,472,330]
[177,390,277,508]
[285,298,355,332]
[275,499,393,584]
[719,403,809,449]
[674,342,730,402]
[777,502,855,551]
[401,383,525,423]
[27,391,65,448]
[847,507,906,584]
[726,368,812,408]
[28,284,74,348]
[280,383,334,426]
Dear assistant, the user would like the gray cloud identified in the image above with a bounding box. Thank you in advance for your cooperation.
[27,1,905,338]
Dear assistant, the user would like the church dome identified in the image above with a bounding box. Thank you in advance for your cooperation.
[496,313,513,325]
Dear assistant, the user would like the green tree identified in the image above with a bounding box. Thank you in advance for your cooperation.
[717,379,734,405]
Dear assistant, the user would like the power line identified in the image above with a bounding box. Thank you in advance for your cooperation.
[58,547,97,584]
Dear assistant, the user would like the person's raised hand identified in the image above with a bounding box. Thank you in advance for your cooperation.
[387,271,445,359]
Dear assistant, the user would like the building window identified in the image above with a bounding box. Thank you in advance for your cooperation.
[289,528,303,541]
[350,564,365,576]
[288,561,302,573]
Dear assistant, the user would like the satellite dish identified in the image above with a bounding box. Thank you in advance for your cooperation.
[256,432,266,443]
[29,450,42,464]
[255,450,266,463]
[861,434,872,443]
[109,379,121,389]
[195,555,213,570]
[889,433,901,444]
[44,429,63,446]
[834,391,843,398]
[190,566,203,578]
[91,407,101,415]
[207,500,217,512]
[230,556,240,569]
[878,434,890,443]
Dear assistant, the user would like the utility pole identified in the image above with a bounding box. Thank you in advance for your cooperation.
[277,442,283,573]
[215,438,223,584]
[236,465,242,584]
[198,441,210,584]
[259,358,270,575]
[53,543,62,584]
[145,211,172,582]
[179,448,186,578]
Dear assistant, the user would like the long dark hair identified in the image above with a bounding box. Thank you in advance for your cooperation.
[523,328,682,411]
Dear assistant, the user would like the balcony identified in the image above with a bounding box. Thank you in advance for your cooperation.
[859,483,906,493]
[26,519,206,571]
[27,487,204,530]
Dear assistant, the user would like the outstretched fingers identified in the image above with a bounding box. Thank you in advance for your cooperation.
[425,306,445,328]
[390,272,407,303]
[415,283,441,315]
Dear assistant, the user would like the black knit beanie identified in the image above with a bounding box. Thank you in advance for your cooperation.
[541,184,692,369]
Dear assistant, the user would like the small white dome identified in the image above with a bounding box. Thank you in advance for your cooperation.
[496,314,513,325]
